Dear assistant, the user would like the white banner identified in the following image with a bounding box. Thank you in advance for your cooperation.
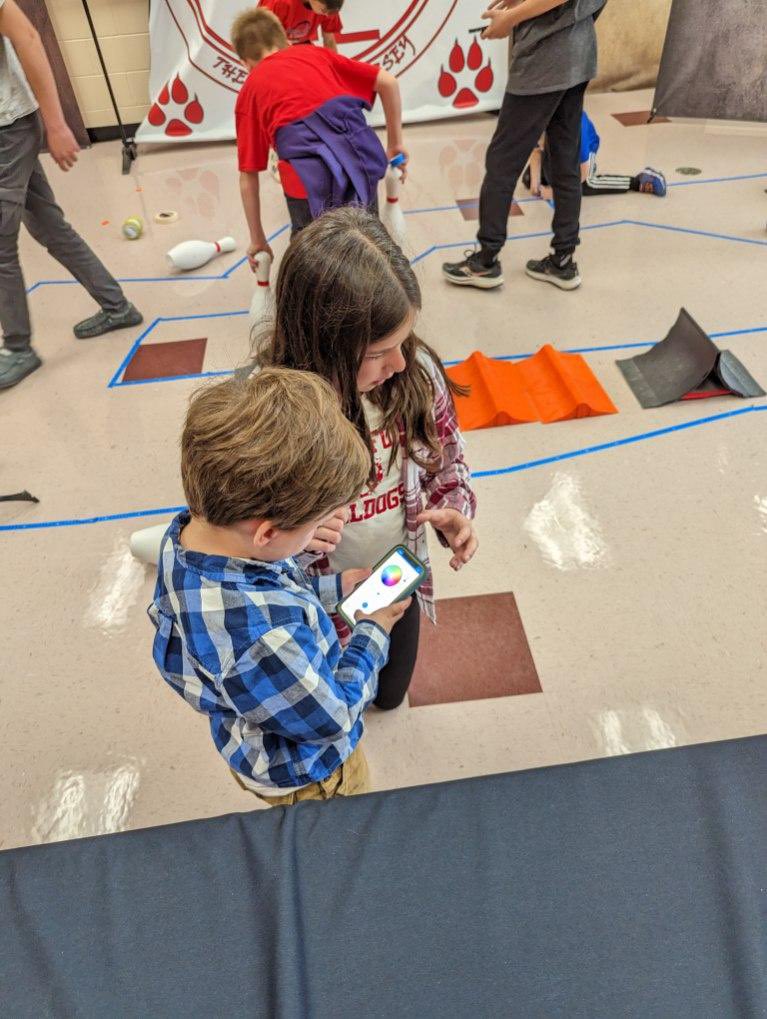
[137,1,507,144]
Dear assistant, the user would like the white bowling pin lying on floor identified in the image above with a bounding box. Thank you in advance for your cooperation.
[166,236,236,272]
[129,522,170,565]
[248,251,273,333]
[381,166,406,247]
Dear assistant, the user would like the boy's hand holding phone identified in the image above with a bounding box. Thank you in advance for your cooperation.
[336,545,426,629]
[339,567,411,631]
[356,598,412,634]
[340,568,371,597]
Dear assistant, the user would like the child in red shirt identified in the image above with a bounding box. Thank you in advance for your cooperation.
[231,9,407,267]
[258,0,343,50]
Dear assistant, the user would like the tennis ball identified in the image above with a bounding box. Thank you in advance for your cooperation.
[122,216,143,240]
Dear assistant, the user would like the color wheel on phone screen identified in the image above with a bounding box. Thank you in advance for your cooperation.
[381,565,403,587]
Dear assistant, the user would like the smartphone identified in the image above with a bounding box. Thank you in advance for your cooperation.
[336,545,426,629]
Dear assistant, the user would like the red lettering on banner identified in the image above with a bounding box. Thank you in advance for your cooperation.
[381,33,416,73]
[212,56,247,85]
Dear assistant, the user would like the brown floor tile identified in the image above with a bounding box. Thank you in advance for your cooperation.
[456,198,523,221]
[122,337,207,382]
[612,111,670,126]
[409,592,541,707]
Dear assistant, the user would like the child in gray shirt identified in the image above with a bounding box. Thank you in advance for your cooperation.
[443,0,605,293]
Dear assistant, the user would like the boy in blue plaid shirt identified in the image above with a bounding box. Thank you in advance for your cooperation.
[149,369,411,805]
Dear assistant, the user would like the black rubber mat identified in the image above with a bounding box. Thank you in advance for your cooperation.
[618,308,765,407]
[0,490,39,503]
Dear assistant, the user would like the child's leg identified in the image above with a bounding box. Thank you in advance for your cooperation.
[477,91,562,264]
[544,81,588,261]
[373,598,421,710]
[284,196,314,238]
[581,153,634,196]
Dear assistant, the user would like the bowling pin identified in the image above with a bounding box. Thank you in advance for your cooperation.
[248,251,273,332]
[166,236,236,272]
[129,522,170,565]
[381,165,406,248]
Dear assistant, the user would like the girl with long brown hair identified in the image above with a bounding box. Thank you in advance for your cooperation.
[257,206,478,709]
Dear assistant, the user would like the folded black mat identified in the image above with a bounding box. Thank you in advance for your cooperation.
[2,737,767,1018]
[618,308,765,407]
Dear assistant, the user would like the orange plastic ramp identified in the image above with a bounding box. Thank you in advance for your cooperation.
[519,345,618,423]
[446,351,536,430]
[446,347,617,431]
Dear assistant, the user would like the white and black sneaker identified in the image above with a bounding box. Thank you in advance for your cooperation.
[442,250,504,289]
[525,253,581,290]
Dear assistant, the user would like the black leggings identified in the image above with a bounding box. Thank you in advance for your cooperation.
[478,81,587,260]
[374,598,420,710]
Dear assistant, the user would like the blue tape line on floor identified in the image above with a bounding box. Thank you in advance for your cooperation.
[441,324,767,366]
[3,407,766,533]
[111,322,767,387]
[473,405,767,478]
[26,224,291,296]
[0,505,186,533]
[411,217,767,263]
[117,369,235,387]
[22,171,767,295]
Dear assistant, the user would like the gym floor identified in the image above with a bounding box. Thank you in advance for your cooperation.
[2,89,766,849]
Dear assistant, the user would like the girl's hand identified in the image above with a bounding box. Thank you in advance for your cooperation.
[305,507,350,554]
[341,568,372,597]
[416,508,478,571]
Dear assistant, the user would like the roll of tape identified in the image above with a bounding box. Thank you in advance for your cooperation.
[154,210,179,224]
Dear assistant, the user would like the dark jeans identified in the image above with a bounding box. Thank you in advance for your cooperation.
[374,597,420,710]
[0,112,126,351]
[478,81,588,261]
[285,195,380,238]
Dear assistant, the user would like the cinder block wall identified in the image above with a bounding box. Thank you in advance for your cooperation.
[47,0,150,128]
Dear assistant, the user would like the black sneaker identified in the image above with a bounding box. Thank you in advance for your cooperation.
[74,302,143,339]
[442,251,504,289]
[525,253,581,291]
[0,346,42,390]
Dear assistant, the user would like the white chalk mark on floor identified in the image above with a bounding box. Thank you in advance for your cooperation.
[31,762,142,844]
[524,473,609,571]
[84,536,146,634]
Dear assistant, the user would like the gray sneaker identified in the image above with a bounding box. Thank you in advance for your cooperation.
[0,346,42,390]
[74,302,143,339]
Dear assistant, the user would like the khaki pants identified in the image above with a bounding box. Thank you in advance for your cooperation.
[234,743,370,807]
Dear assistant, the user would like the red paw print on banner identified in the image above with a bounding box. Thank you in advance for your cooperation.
[438,37,494,109]
[147,75,204,137]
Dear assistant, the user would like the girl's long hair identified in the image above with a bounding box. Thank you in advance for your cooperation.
[255,206,465,474]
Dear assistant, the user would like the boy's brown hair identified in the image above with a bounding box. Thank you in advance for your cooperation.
[319,0,344,11]
[181,368,369,529]
[231,9,288,63]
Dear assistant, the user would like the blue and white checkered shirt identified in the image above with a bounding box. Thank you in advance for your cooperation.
[148,513,390,791]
